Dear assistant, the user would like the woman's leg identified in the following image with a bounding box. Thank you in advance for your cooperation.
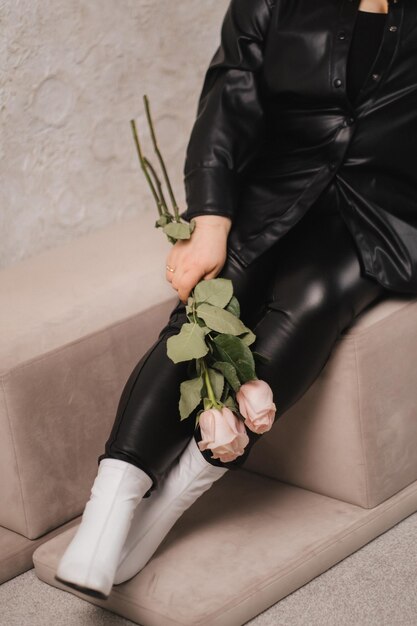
[112,201,392,585]
[97,231,279,496]
[57,252,266,598]
[57,214,278,597]
[100,199,391,487]
[201,204,391,470]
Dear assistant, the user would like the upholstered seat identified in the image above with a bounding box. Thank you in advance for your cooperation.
[0,214,174,581]
[32,292,417,625]
[1,214,416,624]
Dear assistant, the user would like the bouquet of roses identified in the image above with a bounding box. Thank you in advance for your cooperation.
[130,95,277,463]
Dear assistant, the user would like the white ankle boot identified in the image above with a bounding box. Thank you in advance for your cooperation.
[113,436,228,585]
[55,458,153,599]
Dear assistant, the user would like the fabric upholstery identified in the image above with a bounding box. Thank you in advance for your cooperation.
[0,214,172,372]
[0,302,175,540]
[0,518,79,585]
[243,295,417,508]
[0,215,177,539]
[1,213,417,602]
[32,471,417,626]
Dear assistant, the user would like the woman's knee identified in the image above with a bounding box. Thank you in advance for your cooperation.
[263,224,381,338]
[261,267,341,344]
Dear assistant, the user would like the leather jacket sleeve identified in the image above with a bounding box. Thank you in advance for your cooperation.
[181,0,275,223]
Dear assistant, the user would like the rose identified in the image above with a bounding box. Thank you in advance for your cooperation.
[197,407,250,463]
[236,379,277,434]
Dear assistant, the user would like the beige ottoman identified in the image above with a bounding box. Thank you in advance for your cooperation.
[0,214,176,584]
[32,294,417,625]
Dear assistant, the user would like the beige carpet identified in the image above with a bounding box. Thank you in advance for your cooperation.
[1,512,416,626]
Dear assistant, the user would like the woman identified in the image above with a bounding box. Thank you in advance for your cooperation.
[55,0,417,599]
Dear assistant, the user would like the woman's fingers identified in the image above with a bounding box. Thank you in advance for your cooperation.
[165,251,179,283]
[166,256,224,302]
[173,267,207,303]
[165,266,175,283]
[165,271,173,283]
[164,223,228,301]
[203,263,223,281]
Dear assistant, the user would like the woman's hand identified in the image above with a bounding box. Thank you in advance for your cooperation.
[166,215,232,303]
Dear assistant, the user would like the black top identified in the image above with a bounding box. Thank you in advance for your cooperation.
[346,10,387,105]
[182,0,417,294]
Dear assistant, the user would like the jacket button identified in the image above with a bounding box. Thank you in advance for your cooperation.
[337,31,346,40]
[342,116,355,127]
[389,25,398,32]
[372,73,380,81]
[333,78,343,88]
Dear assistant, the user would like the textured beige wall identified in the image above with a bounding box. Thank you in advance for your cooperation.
[1,0,229,268]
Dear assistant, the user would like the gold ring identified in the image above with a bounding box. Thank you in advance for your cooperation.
[166,264,175,273]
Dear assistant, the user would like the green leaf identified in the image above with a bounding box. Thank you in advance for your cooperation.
[192,319,211,333]
[196,319,212,332]
[220,379,230,403]
[225,295,240,317]
[224,395,238,411]
[193,278,234,309]
[166,323,208,363]
[163,221,193,240]
[211,360,241,392]
[179,376,204,420]
[207,367,225,401]
[240,328,256,346]
[196,303,248,335]
[212,334,256,383]
[235,358,256,384]
[155,214,169,228]
[189,219,197,234]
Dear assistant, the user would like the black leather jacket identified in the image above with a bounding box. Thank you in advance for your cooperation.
[180,0,417,294]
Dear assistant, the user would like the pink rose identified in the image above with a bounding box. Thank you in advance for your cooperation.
[197,407,250,463]
[236,379,277,434]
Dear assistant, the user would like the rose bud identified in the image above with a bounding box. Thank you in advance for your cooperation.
[236,379,277,434]
[197,406,249,463]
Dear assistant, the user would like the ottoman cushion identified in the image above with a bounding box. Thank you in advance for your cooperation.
[0,214,177,540]
[32,469,417,626]
[0,517,80,585]
[243,295,417,508]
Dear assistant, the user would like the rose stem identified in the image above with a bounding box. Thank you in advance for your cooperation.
[130,119,164,216]
[143,94,180,221]
[200,359,222,410]
[143,157,170,218]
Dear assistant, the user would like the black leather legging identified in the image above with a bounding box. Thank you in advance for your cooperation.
[98,197,390,497]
